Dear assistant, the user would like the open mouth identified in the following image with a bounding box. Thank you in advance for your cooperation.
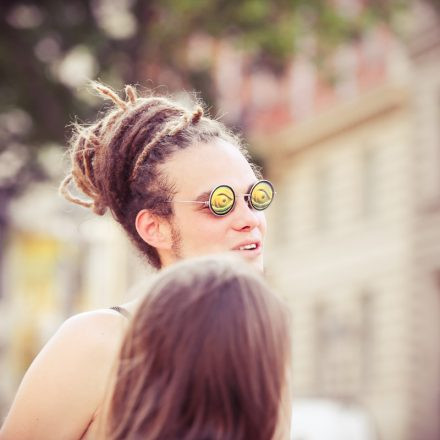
[232,241,261,253]
[238,243,258,251]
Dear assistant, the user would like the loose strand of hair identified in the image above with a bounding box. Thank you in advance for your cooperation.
[92,82,128,110]
[59,174,95,210]
[125,85,138,104]
[81,146,98,190]
[191,106,203,124]
[72,136,100,198]
[71,167,99,201]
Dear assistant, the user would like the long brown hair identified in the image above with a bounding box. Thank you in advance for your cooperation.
[59,83,258,269]
[106,255,291,440]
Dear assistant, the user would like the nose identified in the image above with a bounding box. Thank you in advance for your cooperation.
[231,195,262,231]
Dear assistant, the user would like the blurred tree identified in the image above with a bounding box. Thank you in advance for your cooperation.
[0,0,434,287]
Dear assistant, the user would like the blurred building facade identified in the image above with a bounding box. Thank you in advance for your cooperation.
[213,3,440,440]
[0,184,147,418]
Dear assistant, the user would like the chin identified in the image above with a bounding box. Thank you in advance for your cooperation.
[248,256,264,272]
[227,251,264,272]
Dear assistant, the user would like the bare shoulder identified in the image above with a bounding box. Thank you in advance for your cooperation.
[34,309,129,371]
[57,308,129,350]
[0,309,129,440]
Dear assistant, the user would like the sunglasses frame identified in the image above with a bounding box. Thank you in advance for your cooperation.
[208,184,236,216]
[168,179,275,217]
[247,179,275,212]
[208,179,275,217]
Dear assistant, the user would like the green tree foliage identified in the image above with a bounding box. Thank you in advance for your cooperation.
[0,0,422,208]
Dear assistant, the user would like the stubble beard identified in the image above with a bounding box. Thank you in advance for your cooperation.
[170,221,183,261]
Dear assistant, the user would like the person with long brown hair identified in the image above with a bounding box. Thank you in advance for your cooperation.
[104,255,291,440]
[0,83,278,439]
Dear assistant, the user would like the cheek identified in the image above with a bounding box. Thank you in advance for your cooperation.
[193,217,229,241]
[178,212,227,246]
[258,212,267,235]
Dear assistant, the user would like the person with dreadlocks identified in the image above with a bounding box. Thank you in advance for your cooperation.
[0,83,280,439]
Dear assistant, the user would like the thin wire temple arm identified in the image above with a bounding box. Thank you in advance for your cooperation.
[166,200,209,206]
[170,193,253,204]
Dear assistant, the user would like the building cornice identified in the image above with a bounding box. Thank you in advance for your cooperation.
[250,83,409,159]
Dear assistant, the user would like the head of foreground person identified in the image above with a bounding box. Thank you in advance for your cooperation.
[106,255,291,440]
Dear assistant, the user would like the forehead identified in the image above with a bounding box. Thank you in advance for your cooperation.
[162,139,257,197]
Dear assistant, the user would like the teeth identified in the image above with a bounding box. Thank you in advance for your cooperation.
[239,243,257,251]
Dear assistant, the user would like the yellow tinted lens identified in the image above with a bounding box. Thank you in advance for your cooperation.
[210,185,235,215]
[251,181,274,210]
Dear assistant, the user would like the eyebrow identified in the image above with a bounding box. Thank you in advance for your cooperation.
[194,190,212,202]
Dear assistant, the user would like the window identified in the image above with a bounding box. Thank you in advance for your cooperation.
[361,147,378,219]
[314,302,330,391]
[314,298,367,399]
[273,181,290,249]
[314,302,347,396]
[315,165,331,231]
[360,291,374,390]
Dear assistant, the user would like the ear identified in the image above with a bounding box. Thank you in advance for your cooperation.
[135,209,172,250]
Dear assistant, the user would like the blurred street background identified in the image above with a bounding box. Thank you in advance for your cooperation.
[1,1,440,439]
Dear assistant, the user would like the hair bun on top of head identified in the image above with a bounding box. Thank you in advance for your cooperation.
[58,82,141,216]
[59,82,208,216]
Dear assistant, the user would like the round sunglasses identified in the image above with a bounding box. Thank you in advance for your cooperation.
[171,180,275,216]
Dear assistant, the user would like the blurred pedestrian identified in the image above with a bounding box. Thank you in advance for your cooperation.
[0,83,278,439]
[102,255,291,440]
